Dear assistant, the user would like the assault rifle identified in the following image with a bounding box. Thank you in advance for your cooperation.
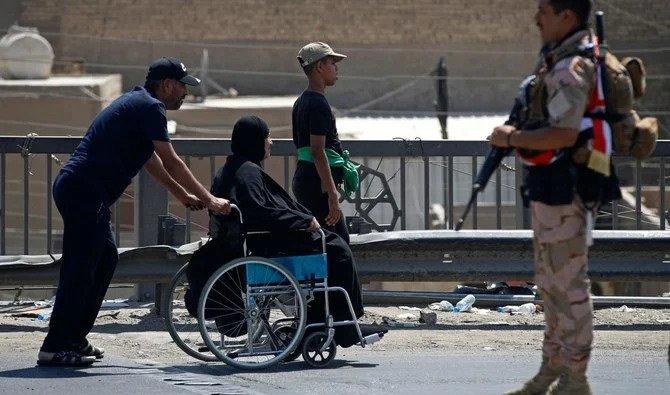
[594,11,609,113]
[454,99,521,231]
[454,11,609,231]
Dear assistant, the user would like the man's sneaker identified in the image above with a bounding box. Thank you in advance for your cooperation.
[77,343,105,359]
[37,350,96,367]
[547,373,592,395]
[504,363,563,395]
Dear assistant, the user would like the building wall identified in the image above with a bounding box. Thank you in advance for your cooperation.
[12,0,669,132]
[0,0,22,31]
[16,1,669,46]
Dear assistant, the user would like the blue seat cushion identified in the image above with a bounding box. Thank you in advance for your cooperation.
[246,254,327,286]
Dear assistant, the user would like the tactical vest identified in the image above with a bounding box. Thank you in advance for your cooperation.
[518,36,657,166]
[514,40,583,206]
[517,31,656,207]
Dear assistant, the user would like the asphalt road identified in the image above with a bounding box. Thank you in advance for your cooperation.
[1,346,668,394]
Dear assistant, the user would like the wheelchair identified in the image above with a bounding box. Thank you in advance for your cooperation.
[163,205,382,369]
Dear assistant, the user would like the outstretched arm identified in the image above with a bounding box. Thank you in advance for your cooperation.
[144,153,203,210]
[152,140,231,214]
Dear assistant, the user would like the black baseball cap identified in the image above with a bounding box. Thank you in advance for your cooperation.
[146,57,200,86]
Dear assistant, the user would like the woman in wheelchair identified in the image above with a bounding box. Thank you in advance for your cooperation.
[185,115,385,352]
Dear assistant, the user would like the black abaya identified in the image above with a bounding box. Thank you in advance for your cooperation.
[186,152,364,347]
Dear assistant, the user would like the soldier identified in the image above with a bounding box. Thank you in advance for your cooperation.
[489,1,598,394]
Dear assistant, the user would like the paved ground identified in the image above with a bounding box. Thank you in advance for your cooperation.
[0,353,267,395]
[1,347,667,394]
[1,305,668,394]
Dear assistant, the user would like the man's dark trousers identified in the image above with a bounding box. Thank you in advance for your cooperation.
[40,171,119,352]
[292,164,350,244]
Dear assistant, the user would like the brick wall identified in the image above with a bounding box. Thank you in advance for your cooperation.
[18,1,669,46]
[15,0,670,131]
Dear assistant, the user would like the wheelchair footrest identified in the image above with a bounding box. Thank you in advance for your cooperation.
[362,333,383,346]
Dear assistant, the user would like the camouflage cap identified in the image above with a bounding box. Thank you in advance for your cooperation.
[297,42,347,67]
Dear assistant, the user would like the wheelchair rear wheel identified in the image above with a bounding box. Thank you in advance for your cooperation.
[163,263,218,362]
[198,256,307,370]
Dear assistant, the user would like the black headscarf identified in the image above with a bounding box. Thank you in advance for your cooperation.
[230,115,270,164]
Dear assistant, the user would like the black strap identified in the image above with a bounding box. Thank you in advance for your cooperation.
[583,111,626,123]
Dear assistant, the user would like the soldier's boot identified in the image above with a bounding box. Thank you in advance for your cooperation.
[503,362,563,395]
[546,372,592,395]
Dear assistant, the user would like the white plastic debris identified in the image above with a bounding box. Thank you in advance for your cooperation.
[399,306,422,312]
[498,303,537,315]
[36,310,52,321]
[428,300,454,312]
[516,303,537,315]
[454,294,475,313]
[101,298,130,308]
[34,296,56,308]
[618,305,633,312]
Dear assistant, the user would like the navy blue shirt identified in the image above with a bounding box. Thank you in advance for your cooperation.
[62,86,169,204]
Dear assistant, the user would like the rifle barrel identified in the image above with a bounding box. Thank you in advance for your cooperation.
[595,11,605,46]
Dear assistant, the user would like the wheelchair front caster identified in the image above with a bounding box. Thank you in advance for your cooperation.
[302,331,337,368]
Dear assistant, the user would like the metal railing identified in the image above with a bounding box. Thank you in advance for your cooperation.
[2,230,669,288]
[0,136,668,255]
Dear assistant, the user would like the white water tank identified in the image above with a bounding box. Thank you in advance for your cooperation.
[0,25,55,79]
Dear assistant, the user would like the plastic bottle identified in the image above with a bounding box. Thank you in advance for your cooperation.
[429,300,454,312]
[497,303,536,315]
[497,305,519,313]
[517,303,537,315]
[36,311,51,321]
[454,294,475,313]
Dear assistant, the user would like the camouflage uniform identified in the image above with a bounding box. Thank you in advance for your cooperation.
[532,199,592,376]
[506,30,596,395]
[533,29,595,379]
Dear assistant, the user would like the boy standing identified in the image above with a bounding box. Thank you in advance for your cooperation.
[292,42,357,244]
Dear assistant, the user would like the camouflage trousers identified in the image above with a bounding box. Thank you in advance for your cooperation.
[531,198,593,376]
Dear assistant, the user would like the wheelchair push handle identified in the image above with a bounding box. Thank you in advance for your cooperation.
[315,228,326,254]
[229,204,326,254]
[228,204,242,223]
